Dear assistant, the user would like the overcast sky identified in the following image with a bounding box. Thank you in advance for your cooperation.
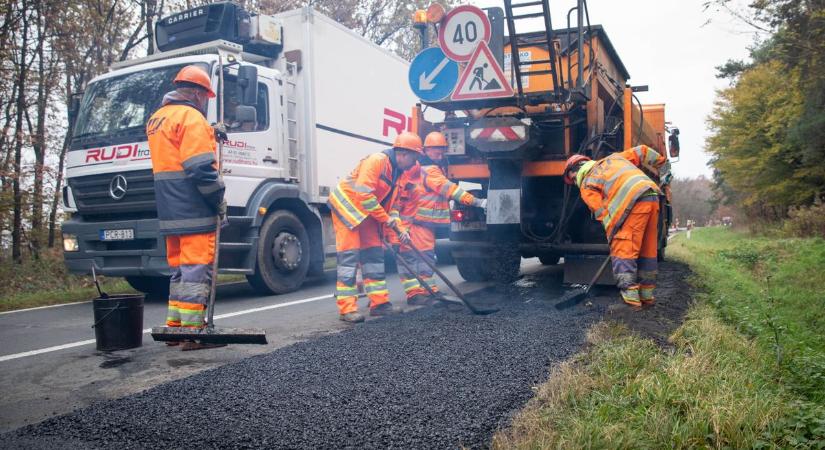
[469,0,758,178]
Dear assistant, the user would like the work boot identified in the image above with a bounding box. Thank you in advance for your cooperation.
[181,340,227,351]
[370,302,402,317]
[641,298,655,307]
[407,294,434,307]
[339,311,365,323]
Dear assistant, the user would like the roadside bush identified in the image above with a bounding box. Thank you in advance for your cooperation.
[784,202,825,238]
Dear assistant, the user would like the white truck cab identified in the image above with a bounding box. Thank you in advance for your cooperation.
[62,2,425,296]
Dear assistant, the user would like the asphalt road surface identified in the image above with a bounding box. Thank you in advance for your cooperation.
[0,263,492,433]
[0,258,692,448]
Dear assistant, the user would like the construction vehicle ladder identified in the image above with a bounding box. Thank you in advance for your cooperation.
[502,0,564,102]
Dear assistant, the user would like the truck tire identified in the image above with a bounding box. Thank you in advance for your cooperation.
[247,210,310,295]
[538,254,560,265]
[490,246,521,283]
[454,257,489,282]
[125,276,169,300]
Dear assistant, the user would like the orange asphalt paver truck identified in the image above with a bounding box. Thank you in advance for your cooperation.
[411,0,680,284]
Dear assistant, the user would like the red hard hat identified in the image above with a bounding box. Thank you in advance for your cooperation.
[393,131,423,154]
[424,131,448,149]
[563,154,591,185]
[174,65,216,98]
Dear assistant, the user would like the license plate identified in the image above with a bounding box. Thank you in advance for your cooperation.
[100,228,135,241]
[451,221,486,232]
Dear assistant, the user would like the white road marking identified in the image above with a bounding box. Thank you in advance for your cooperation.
[0,300,92,316]
[0,281,251,316]
[0,293,334,363]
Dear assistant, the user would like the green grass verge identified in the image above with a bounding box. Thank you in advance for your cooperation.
[493,228,825,449]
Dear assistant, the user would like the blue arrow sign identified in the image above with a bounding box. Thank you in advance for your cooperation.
[408,47,459,102]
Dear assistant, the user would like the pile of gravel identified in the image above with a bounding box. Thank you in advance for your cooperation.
[1,284,599,449]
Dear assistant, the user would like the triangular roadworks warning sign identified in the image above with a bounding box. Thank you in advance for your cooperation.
[451,41,514,101]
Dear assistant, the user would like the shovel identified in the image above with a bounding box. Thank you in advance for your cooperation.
[152,55,266,346]
[554,255,611,310]
[386,233,498,316]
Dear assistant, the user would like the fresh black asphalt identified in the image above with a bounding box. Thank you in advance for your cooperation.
[0,274,602,449]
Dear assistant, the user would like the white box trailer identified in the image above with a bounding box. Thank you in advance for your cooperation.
[61,5,427,296]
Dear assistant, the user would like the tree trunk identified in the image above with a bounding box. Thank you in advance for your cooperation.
[146,0,157,55]
[30,0,47,258]
[12,0,30,263]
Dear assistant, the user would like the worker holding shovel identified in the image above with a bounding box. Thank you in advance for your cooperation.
[328,132,421,323]
[389,132,486,307]
[564,145,666,309]
[147,66,227,350]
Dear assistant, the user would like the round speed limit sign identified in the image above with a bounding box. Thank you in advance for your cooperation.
[438,5,491,62]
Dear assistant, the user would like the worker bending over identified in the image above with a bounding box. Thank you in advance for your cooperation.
[328,132,421,323]
[146,65,226,350]
[393,132,486,306]
[564,145,666,309]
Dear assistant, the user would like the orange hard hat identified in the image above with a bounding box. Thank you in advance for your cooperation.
[424,131,448,149]
[393,131,423,154]
[174,65,216,98]
[563,154,591,185]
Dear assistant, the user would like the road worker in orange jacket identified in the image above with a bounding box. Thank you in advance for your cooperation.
[564,145,666,309]
[328,131,421,323]
[147,65,226,350]
[391,132,486,306]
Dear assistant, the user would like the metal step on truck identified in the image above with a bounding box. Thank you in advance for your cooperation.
[407,0,681,284]
[61,2,430,297]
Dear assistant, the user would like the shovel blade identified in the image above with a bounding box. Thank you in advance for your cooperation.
[554,288,589,310]
[151,326,268,345]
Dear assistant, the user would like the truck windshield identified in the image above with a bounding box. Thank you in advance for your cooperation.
[71,63,208,148]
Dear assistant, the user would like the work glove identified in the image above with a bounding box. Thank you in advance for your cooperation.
[212,122,228,143]
[472,197,488,211]
[386,217,411,245]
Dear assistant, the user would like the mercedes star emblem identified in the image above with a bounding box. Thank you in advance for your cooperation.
[109,175,128,200]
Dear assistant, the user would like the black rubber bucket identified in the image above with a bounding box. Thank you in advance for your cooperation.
[92,294,145,351]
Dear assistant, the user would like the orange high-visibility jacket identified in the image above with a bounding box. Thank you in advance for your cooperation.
[578,145,666,239]
[414,163,476,225]
[389,163,421,225]
[147,98,224,235]
[328,149,406,230]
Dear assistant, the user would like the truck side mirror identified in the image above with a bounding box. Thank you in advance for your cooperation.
[234,105,257,128]
[237,65,258,106]
[668,127,680,158]
[68,92,83,132]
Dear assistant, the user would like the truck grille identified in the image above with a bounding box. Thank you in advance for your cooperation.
[69,169,157,216]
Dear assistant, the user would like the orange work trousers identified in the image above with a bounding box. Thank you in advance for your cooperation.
[165,231,215,328]
[396,223,438,299]
[331,214,389,315]
[609,197,659,306]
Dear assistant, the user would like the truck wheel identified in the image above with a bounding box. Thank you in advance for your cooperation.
[125,276,169,300]
[490,246,521,283]
[538,254,560,265]
[247,210,310,295]
[455,257,489,282]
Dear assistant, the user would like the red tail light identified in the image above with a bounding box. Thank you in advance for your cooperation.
[450,210,465,222]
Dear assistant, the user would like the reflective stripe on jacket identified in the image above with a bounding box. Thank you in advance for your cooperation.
[578,145,665,239]
[147,99,224,236]
[414,163,475,225]
[328,149,402,230]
